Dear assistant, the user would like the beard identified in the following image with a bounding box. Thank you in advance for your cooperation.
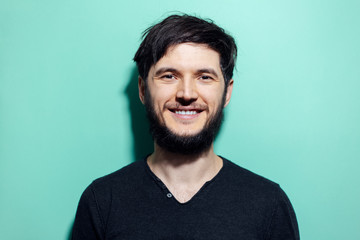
[144,89,226,155]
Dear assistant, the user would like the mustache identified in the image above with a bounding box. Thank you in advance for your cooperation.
[164,102,208,110]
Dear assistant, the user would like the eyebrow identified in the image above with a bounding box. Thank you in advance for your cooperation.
[154,67,219,78]
[196,68,219,78]
[154,67,180,76]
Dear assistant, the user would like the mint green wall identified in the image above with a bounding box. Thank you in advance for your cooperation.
[1,1,359,239]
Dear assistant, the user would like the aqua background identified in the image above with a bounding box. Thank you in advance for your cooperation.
[1,0,359,239]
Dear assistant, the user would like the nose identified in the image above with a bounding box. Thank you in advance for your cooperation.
[176,78,198,103]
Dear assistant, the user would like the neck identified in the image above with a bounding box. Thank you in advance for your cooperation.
[147,143,223,203]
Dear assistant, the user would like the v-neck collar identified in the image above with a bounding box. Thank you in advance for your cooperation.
[143,156,228,205]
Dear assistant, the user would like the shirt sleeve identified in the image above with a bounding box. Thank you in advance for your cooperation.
[72,184,105,240]
[265,187,300,240]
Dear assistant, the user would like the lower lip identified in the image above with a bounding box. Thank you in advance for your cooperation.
[171,111,201,120]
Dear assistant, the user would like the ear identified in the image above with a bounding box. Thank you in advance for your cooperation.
[138,76,146,104]
[224,79,234,108]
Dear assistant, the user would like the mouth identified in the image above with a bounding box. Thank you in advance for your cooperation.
[173,110,199,115]
[168,108,204,120]
[165,103,207,120]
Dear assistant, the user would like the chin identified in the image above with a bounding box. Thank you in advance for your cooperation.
[169,128,202,137]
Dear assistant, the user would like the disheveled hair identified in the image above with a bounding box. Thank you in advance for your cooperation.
[133,14,237,85]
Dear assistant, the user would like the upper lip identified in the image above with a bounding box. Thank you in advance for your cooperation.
[165,103,207,113]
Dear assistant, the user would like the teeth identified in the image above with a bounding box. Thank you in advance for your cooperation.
[175,110,197,115]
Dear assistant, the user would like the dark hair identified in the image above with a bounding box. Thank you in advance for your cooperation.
[133,14,237,85]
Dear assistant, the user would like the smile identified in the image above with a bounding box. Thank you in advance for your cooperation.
[175,110,198,115]
[169,109,202,120]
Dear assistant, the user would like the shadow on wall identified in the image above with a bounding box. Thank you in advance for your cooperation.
[125,67,153,162]
[67,67,153,240]
[67,221,73,240]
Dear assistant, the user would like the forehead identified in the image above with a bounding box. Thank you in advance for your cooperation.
[153,43,222,73]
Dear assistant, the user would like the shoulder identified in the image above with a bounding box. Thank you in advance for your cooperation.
[220,157,283,201]
[90,160,146,189]
[222,157,279,188]
[219,157,299,238]
[73,161,148,238]
[83,160,147,202]
[78,160,148,217]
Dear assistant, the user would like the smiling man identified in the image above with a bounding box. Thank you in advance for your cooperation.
[72,15,300,240]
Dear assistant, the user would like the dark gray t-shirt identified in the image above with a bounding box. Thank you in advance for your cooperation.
[72,157,299,240]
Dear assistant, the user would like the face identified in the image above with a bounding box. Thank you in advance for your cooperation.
[139,43,233,153]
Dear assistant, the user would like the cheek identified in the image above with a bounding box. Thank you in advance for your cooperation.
[152,85,177,102]
[199,86,225,106]
[148,90,173,114]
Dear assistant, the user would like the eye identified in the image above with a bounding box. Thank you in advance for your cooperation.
[199,75,213,81]
[161,74,175,79]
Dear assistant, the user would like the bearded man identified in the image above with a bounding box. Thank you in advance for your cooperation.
[72,14,300,240]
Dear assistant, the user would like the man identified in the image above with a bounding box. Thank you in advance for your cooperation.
[72,14,300,239]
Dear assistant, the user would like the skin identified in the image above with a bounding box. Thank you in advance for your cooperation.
[138,43,234,203]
